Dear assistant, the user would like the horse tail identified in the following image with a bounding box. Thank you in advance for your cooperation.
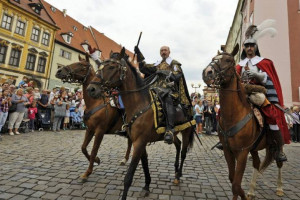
[259,144,275,172]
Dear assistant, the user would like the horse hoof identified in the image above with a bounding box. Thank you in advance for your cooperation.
[120,158,128,166]
[78,176,88,183]
[276,190,284,196]
[140,189,150,197]
[95,157,100,165]
[173,179,180,185]
[247,193,255,200]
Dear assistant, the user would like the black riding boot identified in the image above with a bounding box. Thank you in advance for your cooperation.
[164,96,175,144]
[271,129,287,162]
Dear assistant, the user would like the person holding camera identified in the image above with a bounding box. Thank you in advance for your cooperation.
[8,88,30,135]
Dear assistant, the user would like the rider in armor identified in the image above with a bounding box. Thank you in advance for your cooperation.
[134,46,192,144]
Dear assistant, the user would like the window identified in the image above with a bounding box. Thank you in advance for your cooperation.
[31,27,40,42]
[41,32,50,46]
[73,26,78,31]
[1,14,12,30]
[14,0,20,3]
[51,7,56,12]
[15,20,25,35]
[0,45,8,63]
[9,49,21,67]
[37,57,46,73]
[25,54,36,71]
[59,49,71,60]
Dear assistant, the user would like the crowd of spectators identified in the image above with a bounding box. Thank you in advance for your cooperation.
[0,76,86,141]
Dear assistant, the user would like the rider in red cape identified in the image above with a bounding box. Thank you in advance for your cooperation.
[236,59,290,145]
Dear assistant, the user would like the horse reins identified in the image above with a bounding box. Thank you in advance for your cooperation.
[63,63,92,84]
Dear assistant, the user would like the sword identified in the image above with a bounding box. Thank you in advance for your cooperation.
[133,32,142,61]
[275,104,300,124]
[194,131,203,145]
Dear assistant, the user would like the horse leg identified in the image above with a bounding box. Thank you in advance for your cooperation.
[140,149,151,197]
[173,136,181,184]
[81,129,100,164]
[276,161,284,196]
[223,147,236,184]
[247,151,260,199]
[79,130,104,182]
[120,137,132,166]
[175,130,191,185]
[232,150,249,200]
[122,141,146,200]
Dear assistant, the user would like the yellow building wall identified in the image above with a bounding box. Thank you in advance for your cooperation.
[0,1,57,87]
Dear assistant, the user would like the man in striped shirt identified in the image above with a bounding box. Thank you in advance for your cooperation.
[235,38,290,162]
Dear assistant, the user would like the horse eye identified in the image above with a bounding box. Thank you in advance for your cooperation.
[109,66,115,70]
[226,59,231,62]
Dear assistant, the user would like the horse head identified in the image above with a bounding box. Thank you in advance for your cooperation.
[55,53,92,84]
[87,47,130,98]
[202,44,239,88]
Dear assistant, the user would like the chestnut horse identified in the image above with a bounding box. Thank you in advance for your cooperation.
[202,44,284,200]
[55,54,132,182]
[87,48,194,200]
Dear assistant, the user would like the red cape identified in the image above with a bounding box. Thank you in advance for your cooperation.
[236,59,290,144]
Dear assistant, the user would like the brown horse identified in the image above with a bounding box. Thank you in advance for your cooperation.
[202,44,284,200]
[87,48,194,200]
[55,54,132,182]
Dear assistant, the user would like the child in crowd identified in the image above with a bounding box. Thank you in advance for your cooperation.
[28,101,38,132]
[71,108,82,123]
[64,104,70,130]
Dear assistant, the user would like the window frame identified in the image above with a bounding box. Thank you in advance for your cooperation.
[59,49,71,60]
[41,32,50,46]
[37,57,46,73]
[31,27,40,42]
[9,48,21,67]
[15,20,26,36]
[0,45,8,64]
[1,13,13,30]
[25,54,36,71]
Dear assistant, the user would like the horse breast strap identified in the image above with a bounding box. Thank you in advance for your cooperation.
[218,112,253,137]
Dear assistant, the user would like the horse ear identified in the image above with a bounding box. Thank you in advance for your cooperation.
[231,43,239,57]
[78,55,84,61]
[85,52,90,63]
[109,50,113,58]
[119,47,126,60]
[217,50,221,55]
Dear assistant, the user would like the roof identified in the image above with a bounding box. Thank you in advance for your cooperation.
[8,0,57,28]
[42,0,97,53]
[42,0,134,59]
[90,26,134,60]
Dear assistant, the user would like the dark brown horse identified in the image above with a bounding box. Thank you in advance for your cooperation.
[202,44,284,200]
[55,54,132,182]
[87,48,194,200]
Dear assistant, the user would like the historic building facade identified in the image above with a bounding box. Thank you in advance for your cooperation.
[0,0,58,88]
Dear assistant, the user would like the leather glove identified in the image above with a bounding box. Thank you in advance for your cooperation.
[134,46,145,62]
[246,71,265,83]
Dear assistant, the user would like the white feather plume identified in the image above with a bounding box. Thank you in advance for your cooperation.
[256,19,276,31]
[253,27,277,40]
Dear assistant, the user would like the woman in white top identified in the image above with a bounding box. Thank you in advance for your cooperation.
[194,100,204,135]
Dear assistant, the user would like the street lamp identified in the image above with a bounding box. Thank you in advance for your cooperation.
[191,83,201,93]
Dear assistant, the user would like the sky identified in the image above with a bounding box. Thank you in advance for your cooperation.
[47,0,239,94]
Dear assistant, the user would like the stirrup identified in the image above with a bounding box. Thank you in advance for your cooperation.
[164,130,174,144]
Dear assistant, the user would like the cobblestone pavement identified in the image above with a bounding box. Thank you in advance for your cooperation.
[0,130,300,200]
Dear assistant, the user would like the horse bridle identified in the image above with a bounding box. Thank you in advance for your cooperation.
[63,62,92,84]
[94,58,127,88]
[206,52,236,89]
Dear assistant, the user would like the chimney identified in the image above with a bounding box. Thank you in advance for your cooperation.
[62,9,67,17]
